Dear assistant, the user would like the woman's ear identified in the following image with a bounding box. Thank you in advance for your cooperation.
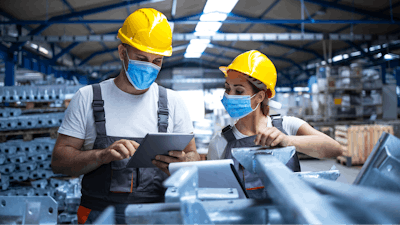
[257,90,266,104]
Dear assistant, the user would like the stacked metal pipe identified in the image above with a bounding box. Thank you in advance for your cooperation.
[0,108,22,118]
[0,85,82,103]
[0,112,65,131]
[0,137,81,224]
[0,138,56,188]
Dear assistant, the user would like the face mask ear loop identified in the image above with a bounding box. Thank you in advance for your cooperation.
[122,49,130,75]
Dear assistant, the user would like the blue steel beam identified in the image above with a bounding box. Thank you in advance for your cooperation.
[79,49,116,66]
[283,2,400,75]
[162,58,221,70]
[0,9,87,81]
[165,44,307,75]
[262,41,323,60]
[59,0,119,63]
[5,56,15,86]
[300,0,400,21]
[212,0,280,67]
[10,0,163,51]
[3,19,400,25]
[50,42,79,64]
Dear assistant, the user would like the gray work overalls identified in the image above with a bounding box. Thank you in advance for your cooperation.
[80,84,170,213]
[222,115,301,199]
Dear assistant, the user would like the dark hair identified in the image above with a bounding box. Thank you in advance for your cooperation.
[247,79,269,116]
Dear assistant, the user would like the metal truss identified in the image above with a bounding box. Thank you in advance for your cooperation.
[2,33,398,44]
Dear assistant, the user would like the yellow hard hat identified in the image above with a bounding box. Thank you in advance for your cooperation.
[220,50,277,98]
[118,8,173,56]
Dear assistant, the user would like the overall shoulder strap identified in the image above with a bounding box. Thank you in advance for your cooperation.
[270,114,288,135]
[271,114,301,172]
[92,84,107,137]
[222,125,236,142]
[158,86,169,133]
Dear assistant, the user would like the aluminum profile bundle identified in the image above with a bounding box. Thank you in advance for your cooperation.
[0,112,65,131]
[0,108,22,118]
[0,138,56,191]
[0,138,56,155]
[0,85,82,103]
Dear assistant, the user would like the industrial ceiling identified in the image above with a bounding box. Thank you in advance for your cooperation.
[0,0,399,86]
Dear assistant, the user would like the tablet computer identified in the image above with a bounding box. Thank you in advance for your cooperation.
[126,133,194,168]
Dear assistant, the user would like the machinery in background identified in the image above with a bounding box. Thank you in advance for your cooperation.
[1,132,399,224]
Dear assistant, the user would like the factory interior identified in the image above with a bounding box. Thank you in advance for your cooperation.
[0,0,400,224]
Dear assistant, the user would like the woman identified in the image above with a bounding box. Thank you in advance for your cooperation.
[207,50,343,198]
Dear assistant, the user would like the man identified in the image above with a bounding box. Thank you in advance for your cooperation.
[51,8,200,224]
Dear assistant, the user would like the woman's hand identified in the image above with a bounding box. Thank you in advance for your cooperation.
[254,127,291,147]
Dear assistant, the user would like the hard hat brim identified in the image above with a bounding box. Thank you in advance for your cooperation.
[219,66,229,76]
[118,28,172,57]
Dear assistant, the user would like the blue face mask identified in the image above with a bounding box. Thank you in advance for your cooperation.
[122,49,161,90]
[221,93,260,120]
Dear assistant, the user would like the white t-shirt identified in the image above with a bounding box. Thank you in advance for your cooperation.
[207,116,306,160]
[58,79,194,150]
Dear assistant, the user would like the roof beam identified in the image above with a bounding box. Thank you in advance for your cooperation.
[50,42,79,64]
[79,49,116,66]
[262,41,324,60]
[162,59,220,70]
[10,0,164,51]
[3,19,400,25]
[300,0,400,21]
[166,44,308,75]
[59,0,119,63]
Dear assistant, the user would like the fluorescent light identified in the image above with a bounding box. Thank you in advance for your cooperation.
[184,52,202,58]
[200,12,228,21]
[294,87,309,92]
[30,43,38,49]
[369,45,381,51]
[39,46,49,54]
[203,0,238,13]
[384,54,393,60]
[343,54,349,59]
[350,51,361,57]
[194,31,218,36]
[332,55,343,62]
[195,22,222,34]
[321,61,326,65]
[376,53,382,58]
[190,39,210,45]
[186,44,208,53]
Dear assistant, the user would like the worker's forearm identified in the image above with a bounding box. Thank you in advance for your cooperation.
[287,135,343,159]
[52,147,104,177]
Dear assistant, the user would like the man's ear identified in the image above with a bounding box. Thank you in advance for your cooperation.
[118,44,126,61]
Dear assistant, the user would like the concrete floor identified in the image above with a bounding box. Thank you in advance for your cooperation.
[299,158,362,184]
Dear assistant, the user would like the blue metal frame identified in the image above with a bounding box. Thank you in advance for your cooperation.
[5,55,15,86]
[10,0,163,51]
[50,42,79,64]
[0,43,81,83]
[3,19,400,25]
[79,49,116,66]
[162,58,220,70]
[301,0,400,21]
[59,0,119,63]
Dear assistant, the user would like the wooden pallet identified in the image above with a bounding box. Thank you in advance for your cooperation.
[0,127,59,142]
[335,125,394,167]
